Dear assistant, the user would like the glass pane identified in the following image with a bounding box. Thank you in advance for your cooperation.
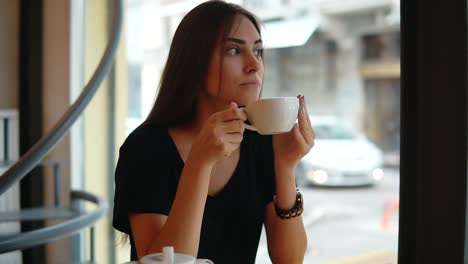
[123,0,400,263]
[251,1,400,262]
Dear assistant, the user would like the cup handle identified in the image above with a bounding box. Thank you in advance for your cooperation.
[239,107,257,131]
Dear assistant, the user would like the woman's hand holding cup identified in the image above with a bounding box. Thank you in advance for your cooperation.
[272,95,315,171]
[189,102,247,167]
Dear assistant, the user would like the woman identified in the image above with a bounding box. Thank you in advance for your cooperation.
[113,1,314,263]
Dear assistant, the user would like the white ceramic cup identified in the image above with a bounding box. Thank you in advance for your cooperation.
[240,97,299,135]
[140,247,213,264]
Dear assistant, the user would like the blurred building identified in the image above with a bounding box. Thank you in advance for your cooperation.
[246,0,401,153]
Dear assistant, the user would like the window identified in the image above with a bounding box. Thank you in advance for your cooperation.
[122,0,402,262]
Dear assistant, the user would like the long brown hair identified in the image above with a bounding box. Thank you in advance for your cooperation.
[144,0,262,128]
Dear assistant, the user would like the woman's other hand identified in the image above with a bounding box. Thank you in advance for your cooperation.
[272,95,315,172]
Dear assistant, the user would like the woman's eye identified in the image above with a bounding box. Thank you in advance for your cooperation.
[226,47,240,55]
[254,48,264,56]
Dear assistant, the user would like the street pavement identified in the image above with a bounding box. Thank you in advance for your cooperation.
[255,168,400,264]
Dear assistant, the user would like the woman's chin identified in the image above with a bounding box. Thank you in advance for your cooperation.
[236,97,260,107]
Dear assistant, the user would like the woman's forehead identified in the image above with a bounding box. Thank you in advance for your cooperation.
[227,15,260,40]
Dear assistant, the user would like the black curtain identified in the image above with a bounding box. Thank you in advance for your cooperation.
[399,0,467,263]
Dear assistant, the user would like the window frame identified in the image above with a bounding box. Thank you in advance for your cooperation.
[399,0,467,262]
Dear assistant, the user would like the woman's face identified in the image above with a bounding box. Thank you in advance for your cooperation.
[204,14,264,107]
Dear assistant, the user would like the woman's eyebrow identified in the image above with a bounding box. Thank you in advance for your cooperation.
[223,37,263,45]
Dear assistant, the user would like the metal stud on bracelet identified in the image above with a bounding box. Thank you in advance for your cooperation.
[273,190,304,219]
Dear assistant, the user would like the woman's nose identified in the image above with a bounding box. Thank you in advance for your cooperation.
[244,52,262,73]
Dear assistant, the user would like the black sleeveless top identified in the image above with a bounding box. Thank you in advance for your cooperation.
[112,123,276,263]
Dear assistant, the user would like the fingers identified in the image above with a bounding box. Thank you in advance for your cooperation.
[297,95,315,147]
[222,119,245,134]
[291,123,308,147]
[213,104,246,155]
[217,133,243,157]
[210,103,247,134]
[229,101,238,109]
[225,132,243,144]
[216,103,247,122]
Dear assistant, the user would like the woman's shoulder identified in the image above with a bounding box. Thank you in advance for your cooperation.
[120,122,170,153]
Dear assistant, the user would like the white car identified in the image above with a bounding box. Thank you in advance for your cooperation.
[296,116,384,187]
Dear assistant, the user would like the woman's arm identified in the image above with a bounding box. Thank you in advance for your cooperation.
[264,166,307,264]
[130,103,247,259]
[265,95,314,263]
[130,155,213,258]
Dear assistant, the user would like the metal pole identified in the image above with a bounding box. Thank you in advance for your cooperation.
[53,162,61,207]
[0,0,123,196]
[3,118,9,162]
[0,190,107,253]
[90,226,95,263]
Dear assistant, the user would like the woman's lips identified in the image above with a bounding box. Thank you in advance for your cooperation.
[240,82,261,88]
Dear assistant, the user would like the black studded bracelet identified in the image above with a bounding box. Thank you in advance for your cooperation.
[273,190,304,219]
